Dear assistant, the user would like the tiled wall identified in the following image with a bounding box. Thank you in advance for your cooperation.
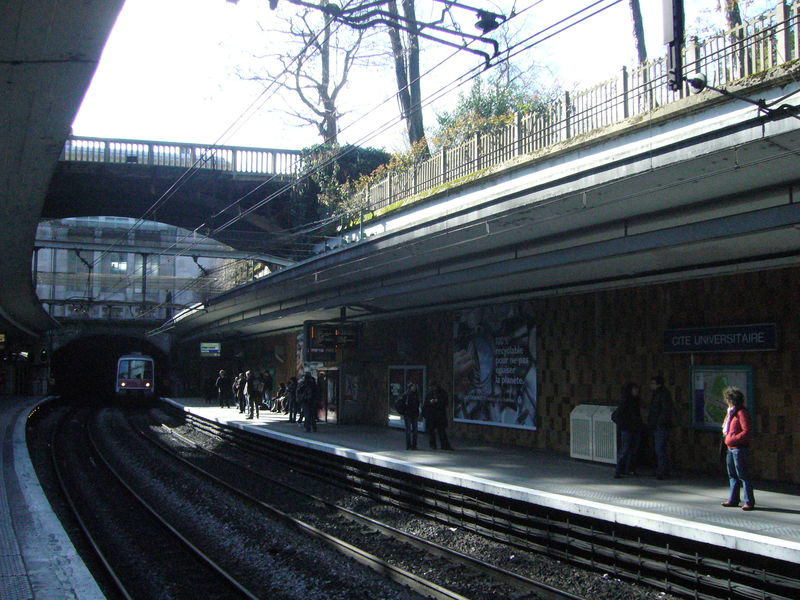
[359,266,800,482]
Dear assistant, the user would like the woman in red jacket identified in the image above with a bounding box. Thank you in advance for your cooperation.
[720,387,755,511]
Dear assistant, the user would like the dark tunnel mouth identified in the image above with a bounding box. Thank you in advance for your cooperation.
[51,335,169,403]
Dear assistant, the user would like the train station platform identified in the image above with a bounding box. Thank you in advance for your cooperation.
[166,396,800,565]
[0,396,103,600]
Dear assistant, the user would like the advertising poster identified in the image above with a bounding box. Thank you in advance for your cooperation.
[691,366,754,430]
[453,303,538,430]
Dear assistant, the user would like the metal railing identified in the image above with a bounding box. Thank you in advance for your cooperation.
[348,1,800,218]
[61,135,302,177]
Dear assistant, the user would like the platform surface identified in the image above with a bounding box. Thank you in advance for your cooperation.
[167,397,800,563]
[0,396,104,600]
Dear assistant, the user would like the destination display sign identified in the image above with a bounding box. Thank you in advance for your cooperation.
[664,323,777,353]
[304,323,359,362]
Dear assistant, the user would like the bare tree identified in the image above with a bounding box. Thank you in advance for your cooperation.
[242,3,368,145]
[386,0,427,153]
[719,0,743,30]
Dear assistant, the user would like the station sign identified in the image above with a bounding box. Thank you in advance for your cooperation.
[200,342,222,357]
[664,323,777,353]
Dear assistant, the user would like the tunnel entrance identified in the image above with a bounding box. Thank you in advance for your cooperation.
[52,335,169,402]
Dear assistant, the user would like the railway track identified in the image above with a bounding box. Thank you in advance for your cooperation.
[135,407,586,600]
[164,404,800,600]
[49,407,262,599]
[44,404,442,599]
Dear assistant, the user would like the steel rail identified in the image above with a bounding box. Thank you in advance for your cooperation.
[170,407,800,600]
[49,408,135,600]
[131,414,474,600]
[156,420,586,600]
[84,411,263,600]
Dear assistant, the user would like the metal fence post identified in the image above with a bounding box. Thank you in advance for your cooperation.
[515,111,524,156]
[440,148,447,185]
[562,91,572,141]
[776,1,792,63]
[621,66,629,119]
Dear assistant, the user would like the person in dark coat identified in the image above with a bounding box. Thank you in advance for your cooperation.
[399,383,421,450]
[422,382,453,450]
[286,376,299,422]
[215,369,232,408]
[613,382,643,478]
[297,373,318,432]
[245,370,260,419]
[648,375,674,479]
[233,373,246,413]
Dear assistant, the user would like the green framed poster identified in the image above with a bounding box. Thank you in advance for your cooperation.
[690,366,754,431]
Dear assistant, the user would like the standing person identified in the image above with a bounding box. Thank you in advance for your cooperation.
[263,370,274,411]
[422,382,453,450]
[297,373,318,432]
[245,370,260,419]
[286,376,299,422]
[613,382,643,478]
[721,387,755,511]
[215,369,232,408]
[233,373,246,413]
[648,375,674,480]
[400,383,421,450]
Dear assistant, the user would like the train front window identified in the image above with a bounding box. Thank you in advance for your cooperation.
[118,360,152,379]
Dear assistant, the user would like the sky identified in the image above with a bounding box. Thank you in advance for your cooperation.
[71,0,777,152]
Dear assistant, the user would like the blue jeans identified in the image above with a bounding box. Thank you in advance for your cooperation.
[726,447,755,506]
[616,430,641,475]
[654,429,670,477]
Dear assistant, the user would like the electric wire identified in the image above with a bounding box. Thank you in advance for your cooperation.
[86,0,365,269]
[87,0,641,314]
[90,0,623,313]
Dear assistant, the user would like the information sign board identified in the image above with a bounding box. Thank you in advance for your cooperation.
[690,366,754,430]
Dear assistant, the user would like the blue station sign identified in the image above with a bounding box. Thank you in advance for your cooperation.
[664,323,777,353]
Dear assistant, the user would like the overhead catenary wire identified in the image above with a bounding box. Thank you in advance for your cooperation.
[92,0,621,310]
[91,0,629,311]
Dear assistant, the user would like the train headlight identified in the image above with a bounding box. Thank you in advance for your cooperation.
[120,382,126,387]
[145,382,151,387]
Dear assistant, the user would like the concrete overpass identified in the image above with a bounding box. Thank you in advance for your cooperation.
[45,136,302,254]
